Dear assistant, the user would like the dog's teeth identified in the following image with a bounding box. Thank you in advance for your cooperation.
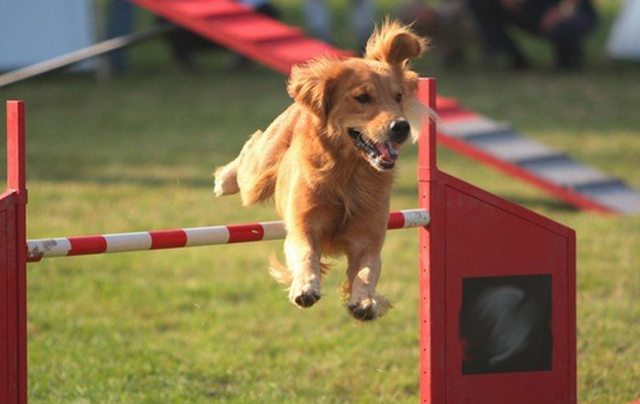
[387,142,399,161]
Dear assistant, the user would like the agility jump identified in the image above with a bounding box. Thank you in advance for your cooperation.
[26,209,429,261]
[0,78,576,404]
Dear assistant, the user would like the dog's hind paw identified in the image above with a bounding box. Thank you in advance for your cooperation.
[347,296,393,321]
[213,181,233,197]
[213,181,224,197]
[213,165,240,197]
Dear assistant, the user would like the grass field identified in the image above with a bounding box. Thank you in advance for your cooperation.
[1,1,639,403]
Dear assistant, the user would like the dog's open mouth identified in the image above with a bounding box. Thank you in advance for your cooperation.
[348,129,399,171]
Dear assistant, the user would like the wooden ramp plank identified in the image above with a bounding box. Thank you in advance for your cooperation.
[126,0,351,74]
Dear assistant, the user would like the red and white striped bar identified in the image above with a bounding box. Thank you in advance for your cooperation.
[27,209,429,262]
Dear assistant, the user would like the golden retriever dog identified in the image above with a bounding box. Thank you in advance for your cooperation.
[214,21,428,321]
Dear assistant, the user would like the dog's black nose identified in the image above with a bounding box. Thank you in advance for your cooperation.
[389,119,410,143]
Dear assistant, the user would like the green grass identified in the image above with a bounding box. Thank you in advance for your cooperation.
[2,1,640,403]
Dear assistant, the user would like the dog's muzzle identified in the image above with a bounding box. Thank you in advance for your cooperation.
[348,128,401,171]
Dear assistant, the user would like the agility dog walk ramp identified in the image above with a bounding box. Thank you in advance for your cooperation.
[126,0,350,73]
[121,0,640,214]
[436,97,640,214]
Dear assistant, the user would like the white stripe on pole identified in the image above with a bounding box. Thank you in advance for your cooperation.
[28,237,71,259]
[105,232,152,253]
[184,226,230,247]
[402,209,430,228]
[261,221,287,240]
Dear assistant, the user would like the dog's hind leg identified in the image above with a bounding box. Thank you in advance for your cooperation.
[214,130,265,197]
[214,157,240,196]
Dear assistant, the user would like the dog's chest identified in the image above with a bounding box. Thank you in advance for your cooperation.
[330,171,392,221]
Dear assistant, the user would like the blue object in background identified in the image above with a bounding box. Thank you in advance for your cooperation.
[0,0,95,71]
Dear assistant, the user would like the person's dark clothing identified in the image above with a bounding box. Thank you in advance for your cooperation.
[466,0,598,69]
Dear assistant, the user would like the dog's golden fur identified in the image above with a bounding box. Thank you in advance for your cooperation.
[215,21,429,321]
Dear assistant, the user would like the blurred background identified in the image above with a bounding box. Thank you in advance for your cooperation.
[0,0,638,403]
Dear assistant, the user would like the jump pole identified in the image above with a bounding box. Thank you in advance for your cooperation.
[1,78,578,404]
[26,209,429,262]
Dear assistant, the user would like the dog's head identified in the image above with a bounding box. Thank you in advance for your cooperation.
[287,20,429,171]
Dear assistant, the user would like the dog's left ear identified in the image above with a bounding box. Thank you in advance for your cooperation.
[365,20,427,67]
[287,57,340,120]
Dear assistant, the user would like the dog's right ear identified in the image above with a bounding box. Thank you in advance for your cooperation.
[287,57,340,119]
[365,19,427,68]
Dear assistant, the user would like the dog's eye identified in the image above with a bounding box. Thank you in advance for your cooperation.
[354,93,371,104]
[395,93,403,103]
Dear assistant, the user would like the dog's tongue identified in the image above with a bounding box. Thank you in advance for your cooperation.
[376,143,399,162]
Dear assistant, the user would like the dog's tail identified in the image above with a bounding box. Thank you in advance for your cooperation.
[240,165,278,206]
[268,252,331,286]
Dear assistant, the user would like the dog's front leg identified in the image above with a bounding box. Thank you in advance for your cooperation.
[284,231,322,308]
[345,248,392,321]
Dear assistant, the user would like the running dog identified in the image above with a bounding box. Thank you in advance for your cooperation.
[214,21,429,321]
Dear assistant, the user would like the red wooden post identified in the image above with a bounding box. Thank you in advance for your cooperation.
[417,79,576,404]
[0,101,28,404]
[418,78,446,404]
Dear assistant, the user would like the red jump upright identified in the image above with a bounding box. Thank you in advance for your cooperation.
[0,78,577,404]
[0,101,28,404]
[419,79,576,404]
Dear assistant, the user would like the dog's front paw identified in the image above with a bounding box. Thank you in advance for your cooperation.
[347,296,393,321]
[292,290,322,308]
[289,280,322,308]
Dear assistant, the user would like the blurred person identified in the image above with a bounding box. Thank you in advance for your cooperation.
[395,0,476,67]
[107,0,136,71]
[465,0,598,70]
[303,0,375,53]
